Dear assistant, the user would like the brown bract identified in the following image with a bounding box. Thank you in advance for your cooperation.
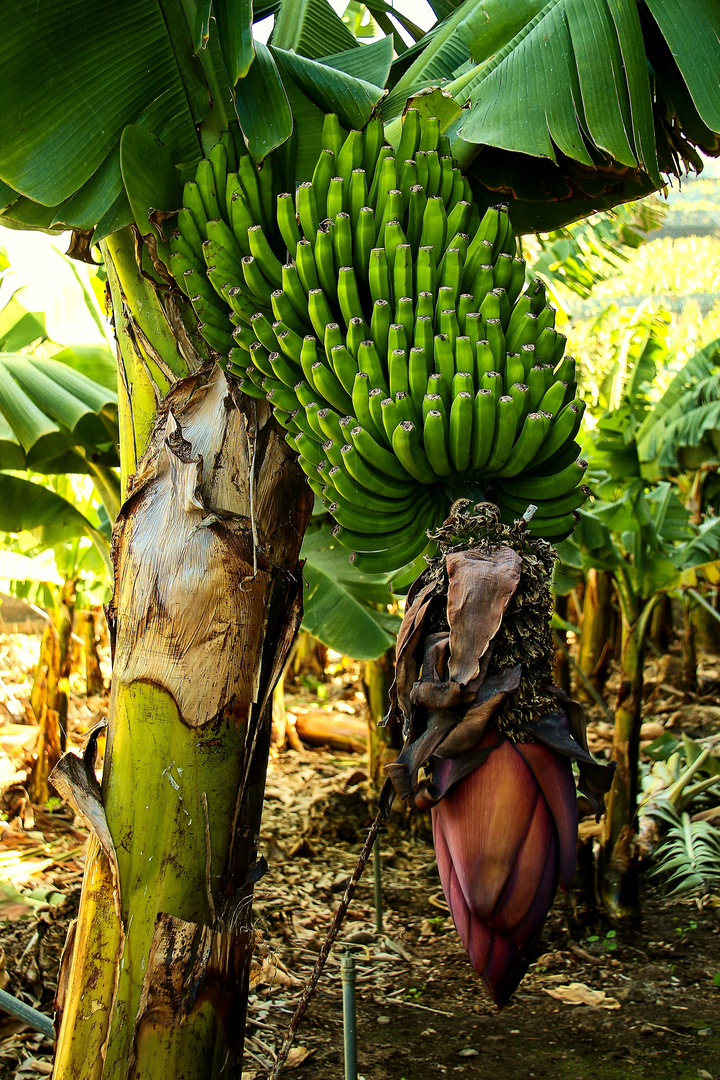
[383,541,524,809]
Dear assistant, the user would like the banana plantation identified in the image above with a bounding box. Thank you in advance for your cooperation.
[0,1,719,1077]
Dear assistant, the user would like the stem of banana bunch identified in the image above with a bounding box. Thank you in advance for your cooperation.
[51,227,311,1080]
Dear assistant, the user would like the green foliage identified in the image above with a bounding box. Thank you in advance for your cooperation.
[300,524,401,660]
[528,198,666,307]
[649,802,720,898]
[0,0,718,239]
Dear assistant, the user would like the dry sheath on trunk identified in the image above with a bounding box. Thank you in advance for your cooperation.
[52,367,311,1079]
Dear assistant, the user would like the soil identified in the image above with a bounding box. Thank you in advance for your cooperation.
[0,631,719,1079]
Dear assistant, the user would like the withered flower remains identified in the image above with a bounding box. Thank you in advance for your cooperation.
[382,502,614,1007]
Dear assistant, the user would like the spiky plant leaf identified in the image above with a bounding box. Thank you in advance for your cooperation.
[650,800,720,897]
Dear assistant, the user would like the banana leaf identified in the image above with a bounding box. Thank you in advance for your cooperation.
[300,525,401,660]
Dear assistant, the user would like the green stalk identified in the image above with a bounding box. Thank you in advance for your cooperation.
[600,592,658,920]
[52,229,312,1079]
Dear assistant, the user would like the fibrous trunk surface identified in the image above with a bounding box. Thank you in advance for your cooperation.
[51,367,311,1079]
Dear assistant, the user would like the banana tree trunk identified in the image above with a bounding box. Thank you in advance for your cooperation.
[576,568,612,702]
[600,591,655,920]
[82,611,104,696]
[51,230,311,1080]
[362,649,400,785]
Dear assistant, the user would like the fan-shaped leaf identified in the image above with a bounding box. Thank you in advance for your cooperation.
[0,355,117,471]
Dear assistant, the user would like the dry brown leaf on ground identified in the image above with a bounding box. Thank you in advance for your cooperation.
[255,955,303,988]
[543,982,620,1009]
[286,1046,315,1068]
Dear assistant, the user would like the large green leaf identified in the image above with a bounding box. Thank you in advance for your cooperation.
[644,0,720,133]
[0,355,117,471]
[271,46,385,130]
[52,346,118,395]
[637,338,720,468]
[272,0,359,57]
[233,42,293,161]
[0,298,45,352]
[120,126,185,236]
[0,474,99,535]
[214,0,255,85]
[319,35,394,89]
[301,527,400,660]
[453,0,658,179]
[0,0,205,224]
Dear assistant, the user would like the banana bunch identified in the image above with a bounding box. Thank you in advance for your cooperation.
[170,111,589,582]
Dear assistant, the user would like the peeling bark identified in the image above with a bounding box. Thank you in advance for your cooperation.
[53,361,312,1079]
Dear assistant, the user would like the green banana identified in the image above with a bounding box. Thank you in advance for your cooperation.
[349,169,368,232]
[470,388,496,472]
[483,395,518,474]
[333,508,430,553]
[195,157,222,221]
[500,457,588,499]
[296,182,320,243]
[307,288,334,341]
[314,228,337,301]
[419,197,447,264]
[327,494,423,533]
[391,421,437,484]
[423,409,453,477]
[389,348,410,399]
[370,298,391,356]
[340,443,414,498]
[434,334,455,389]
[317,407,345,445]
[352,371,385,444]
[350,424,412,482]
[409,347,429,414]
[330,343,359,396]
[276,192,302,255]
[538,379,568,418]
[473,342,494,384]
[183,181,209,237]
[237,155,265,228]
[525,511,580,539]
[311,361,353,414]
[532,399,586,467]
[492,411,547,478]
[380,396,403,444]
[357,339,388,396]
[406,185,426,249]
[369,247,390,305]
[498,484,591,518]
[346,317,367,360]
[332,211,353,270]
[449,391,473,473]
[294,239,319,294]
[311,148,336,218]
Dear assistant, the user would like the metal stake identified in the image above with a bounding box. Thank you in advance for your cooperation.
[373,836,382,934]
[0,988,54,1039]
[340,948,358,1080]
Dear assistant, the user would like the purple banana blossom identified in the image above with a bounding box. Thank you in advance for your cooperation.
[381,508,615,1008]
[431,727,578,1008]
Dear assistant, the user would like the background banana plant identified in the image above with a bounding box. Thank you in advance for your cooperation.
[0,1,718,1076]
[556,323,720,916]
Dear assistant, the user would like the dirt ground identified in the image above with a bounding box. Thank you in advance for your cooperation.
[0,629,719,1080]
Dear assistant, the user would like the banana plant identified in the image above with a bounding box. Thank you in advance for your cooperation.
[528,196,667,309]
[0,2,718,1074]
[559,324,720,917]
